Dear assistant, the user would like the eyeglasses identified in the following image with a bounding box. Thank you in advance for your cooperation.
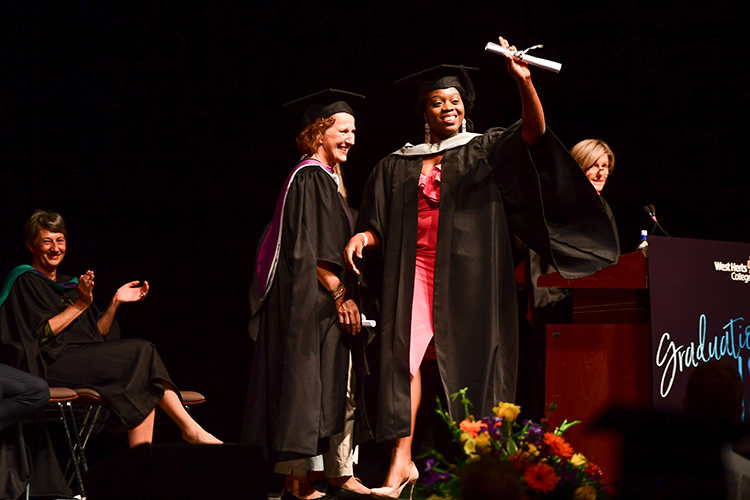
[586,165,609,175]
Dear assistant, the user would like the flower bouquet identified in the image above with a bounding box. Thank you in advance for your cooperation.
[415,388,611,500]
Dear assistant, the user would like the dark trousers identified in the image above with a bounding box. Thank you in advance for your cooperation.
[0,363,50,432]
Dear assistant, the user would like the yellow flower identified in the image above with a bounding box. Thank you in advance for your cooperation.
[571,452,588,468]
[475,433,492,455]
[463,436,477,458]
[574,484,597,500]
[492,402,521,422]
[426,495,456,500]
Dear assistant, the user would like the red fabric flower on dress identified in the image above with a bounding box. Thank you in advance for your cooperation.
[418,164,441,202]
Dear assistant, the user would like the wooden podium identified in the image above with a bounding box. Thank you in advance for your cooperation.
[537,251,652,486]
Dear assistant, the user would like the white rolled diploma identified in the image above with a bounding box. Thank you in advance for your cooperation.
[484,42,562,73]
[361,314,376,328]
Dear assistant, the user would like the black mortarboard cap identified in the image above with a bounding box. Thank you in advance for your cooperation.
[395,64,477,114]
[283,88,366,127]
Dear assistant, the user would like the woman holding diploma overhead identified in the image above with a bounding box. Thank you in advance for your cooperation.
[244,90,372,500]
[345,36,618,499]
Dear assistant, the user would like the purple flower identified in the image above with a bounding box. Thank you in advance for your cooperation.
[481,416,503,440]
[422,459,453,487]
[488,425,503,441]
[523,420,544,442]
[482,415,503,426]
[558,469,577,484]
[423,471,452,487]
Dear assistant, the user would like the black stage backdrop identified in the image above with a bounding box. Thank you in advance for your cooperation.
[0,0,748,445]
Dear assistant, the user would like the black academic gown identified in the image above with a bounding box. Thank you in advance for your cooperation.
[0,270,174,430]
[243,165,359,462]
[359,121,619,442]
[600,195,620,254]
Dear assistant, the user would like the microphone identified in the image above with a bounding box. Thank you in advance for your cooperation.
[643,205,656,220]
[643,204,671,236]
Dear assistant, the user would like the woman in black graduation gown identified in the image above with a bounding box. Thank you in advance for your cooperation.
[344,36,619,498]
[0,210,221,448]
[243,95,371,500]
[570,138,620,253]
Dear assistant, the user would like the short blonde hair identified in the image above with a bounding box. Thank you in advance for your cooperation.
[570,139,615,175]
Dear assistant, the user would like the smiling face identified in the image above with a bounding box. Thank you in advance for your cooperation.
[424,87,465,142]
[313,112,356,166]
[585,152,611,193]
[28,228,66,274]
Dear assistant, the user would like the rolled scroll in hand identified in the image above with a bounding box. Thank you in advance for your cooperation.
[485,42,562,73]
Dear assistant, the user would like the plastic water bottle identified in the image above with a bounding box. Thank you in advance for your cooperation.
[637,230,648,250]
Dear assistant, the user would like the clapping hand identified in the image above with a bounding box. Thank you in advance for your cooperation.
[114,280,150,303]
[77,270,95,305]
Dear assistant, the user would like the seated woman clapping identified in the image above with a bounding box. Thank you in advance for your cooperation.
[0,210,221,448]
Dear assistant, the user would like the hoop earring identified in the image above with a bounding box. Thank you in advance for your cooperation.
[461,118,467,133]
[424,121,431,144]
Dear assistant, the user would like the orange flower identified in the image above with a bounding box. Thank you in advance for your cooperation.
[585,461,603,478]
[459,419,485,438]
[523,462,559,493]
[544,432,574,459]
[509,450,526,470]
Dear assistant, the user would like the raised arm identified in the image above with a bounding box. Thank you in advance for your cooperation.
[497,36,546,147]
[97,280,149,335]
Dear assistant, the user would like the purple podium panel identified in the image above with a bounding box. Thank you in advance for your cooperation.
[649,235,750,412]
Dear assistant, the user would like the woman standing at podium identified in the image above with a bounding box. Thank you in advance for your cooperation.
[571,139,619,253]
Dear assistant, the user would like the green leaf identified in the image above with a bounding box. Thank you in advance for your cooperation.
[555,418,581,435]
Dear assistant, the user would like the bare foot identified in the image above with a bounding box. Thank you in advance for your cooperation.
[329,475,371,494]
[287,489,326,499]
[182,427,223,444]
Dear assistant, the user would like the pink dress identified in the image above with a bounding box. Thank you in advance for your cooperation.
[409,164,441,376]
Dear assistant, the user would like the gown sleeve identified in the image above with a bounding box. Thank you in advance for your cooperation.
[1,273,68,376]
[283,167,349,275]
[357,157,393,243]
[483,120,619,279]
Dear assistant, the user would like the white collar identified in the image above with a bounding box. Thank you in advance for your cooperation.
[392,132,481,157]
